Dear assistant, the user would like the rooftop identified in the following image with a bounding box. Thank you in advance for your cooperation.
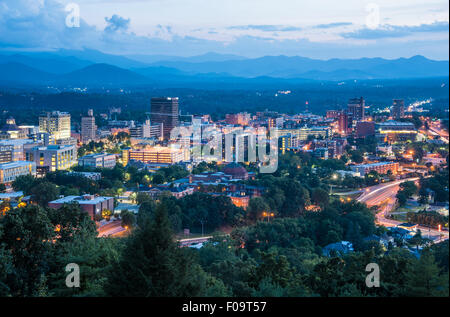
[0,161,35,169]
[49,195,113,205]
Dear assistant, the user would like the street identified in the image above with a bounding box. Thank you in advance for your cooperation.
[357,178,449,242]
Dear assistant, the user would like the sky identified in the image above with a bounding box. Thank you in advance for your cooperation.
[0,0,448,59]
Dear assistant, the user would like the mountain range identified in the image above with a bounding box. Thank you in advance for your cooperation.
[0,49,448,87]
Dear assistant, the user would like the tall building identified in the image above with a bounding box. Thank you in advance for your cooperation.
[338,111,349,135]
[81,109,97,143]
[391,99,405,120]
[347,97,365,121]
[39,111,71,140]
[150,97,179,140]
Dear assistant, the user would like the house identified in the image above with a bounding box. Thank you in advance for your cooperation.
[397,223,418,231]
[363,234,395,248]
[322,241,354,257]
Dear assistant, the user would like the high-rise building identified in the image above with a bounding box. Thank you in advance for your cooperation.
[81,109,97,143]
[391,99,405,120]
[150,97,179,140]
[347,97,365,121]
[338,111,349,135]
[39,111,71,140]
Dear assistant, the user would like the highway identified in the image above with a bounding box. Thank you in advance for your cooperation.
[357,178,448,242]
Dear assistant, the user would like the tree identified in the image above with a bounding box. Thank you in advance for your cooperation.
[311,188,329,208]
[106,203,208,296]
[30,181,59,206]
[12,174,36,194]
[247,197,270,222]
[101,209,112,221]
[120,209,136,229]
[405,249,448,296]
[0,204,54,296]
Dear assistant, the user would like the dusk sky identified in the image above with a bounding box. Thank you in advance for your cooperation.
[0,0,448,59]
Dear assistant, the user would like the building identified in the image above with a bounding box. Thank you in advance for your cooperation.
[376,120,417,143]
[298,126,330,140]
[350,162,399,176]
[150,97,179,140]
[0,161,36,184]
[25,145,77,172]
[278,135,292,154]
[326,110,341,119]
[337,111,350,135]
[322,241,354,257]
[0,117,27,140]
[347,97,365,121]
[78,153,116,169]
[228,193,250,209]
[124,146,184,164]
[81,109,97,143]
[0,139,36,163]
[48,195,114,220]
[313,147,329,159]
[39,111,71,140]
[225,112,251,126]
[223,162,248,180]
[355,121,375,138]
[68,171,102,180]
[391,99,405,120]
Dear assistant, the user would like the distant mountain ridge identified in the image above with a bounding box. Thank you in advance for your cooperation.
[0,49,448,87]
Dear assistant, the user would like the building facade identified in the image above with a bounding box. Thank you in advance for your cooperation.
[48,195,114,220]
[391,99,405,120]
[39,111,71,140]
[25,145,77,172]
[0,161,36,183]
[347,97,365,121]
[124,146,184,164]
[78,153,116,169]
[150,97,179,140]
[350,162,399,176]
[81,110,97,143]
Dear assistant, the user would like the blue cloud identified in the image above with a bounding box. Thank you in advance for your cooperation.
[105,14,130,32]
[315,22,353,29]
[342,22,449,39]
[228,25,302,32]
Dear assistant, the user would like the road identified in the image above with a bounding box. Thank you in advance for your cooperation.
[97,220,126,237]
[428,121,449,144]
[357,178,448,243]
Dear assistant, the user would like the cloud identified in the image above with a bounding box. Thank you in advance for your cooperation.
[0,0,447,60]
[342,21,449,39]
[104,14,130,32]
[315,22,353,29]
[228,25,302,32]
